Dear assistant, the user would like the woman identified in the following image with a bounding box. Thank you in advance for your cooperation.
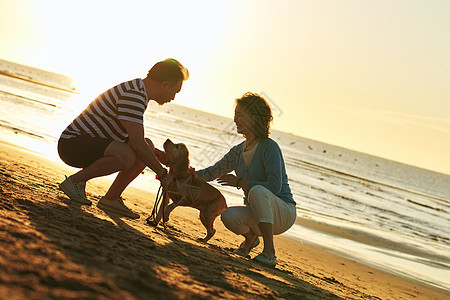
[196,92,296,267]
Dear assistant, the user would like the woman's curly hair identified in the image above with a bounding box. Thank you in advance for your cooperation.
[235,92,273,139]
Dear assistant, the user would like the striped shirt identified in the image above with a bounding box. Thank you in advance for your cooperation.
[61,78,148,142]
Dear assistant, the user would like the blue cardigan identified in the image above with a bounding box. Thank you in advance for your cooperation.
[197,138,295,205]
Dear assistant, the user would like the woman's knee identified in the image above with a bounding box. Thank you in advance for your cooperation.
[248,185,270,206]
[221,207,246,228]
[221,207,255,235]
[220,208,233,227]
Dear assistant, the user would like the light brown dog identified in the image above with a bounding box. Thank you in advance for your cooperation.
[151,139,227,243]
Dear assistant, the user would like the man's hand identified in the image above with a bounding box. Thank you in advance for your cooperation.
[155,148,169,165]
[157,172,173,189]
[121,120,167,177]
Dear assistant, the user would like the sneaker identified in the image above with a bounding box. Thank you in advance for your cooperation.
[97,197,139,219]
[233,237,260,257]
[253,252,277,267]
[59,176,92,205]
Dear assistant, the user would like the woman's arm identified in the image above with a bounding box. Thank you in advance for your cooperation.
[217,141,284,194]
[196,145,240,181]
[248,142,283,194]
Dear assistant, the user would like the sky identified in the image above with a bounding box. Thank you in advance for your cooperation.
[1,0,449,175]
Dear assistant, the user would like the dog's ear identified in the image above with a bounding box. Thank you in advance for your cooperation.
[171,144,188,171]
[178,144,190,170]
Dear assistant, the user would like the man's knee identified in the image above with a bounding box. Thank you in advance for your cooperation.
[122,148,137,170]
[106,142,137,170]
[114,145,137,170]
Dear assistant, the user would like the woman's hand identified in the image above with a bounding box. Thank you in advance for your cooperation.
[217,174,238,187]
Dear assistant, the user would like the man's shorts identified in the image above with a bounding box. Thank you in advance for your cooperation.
[58,136,114,168]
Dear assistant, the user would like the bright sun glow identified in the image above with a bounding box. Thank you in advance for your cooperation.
[1,0,450,174]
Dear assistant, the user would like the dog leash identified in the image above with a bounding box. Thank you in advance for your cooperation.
[145,183,167,229]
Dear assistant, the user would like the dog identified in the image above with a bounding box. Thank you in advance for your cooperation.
[150,139,227,243]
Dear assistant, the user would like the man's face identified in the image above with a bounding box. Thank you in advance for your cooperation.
[155,80,183,105]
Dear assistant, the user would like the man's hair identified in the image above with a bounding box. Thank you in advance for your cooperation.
[235,92,273,139]
[147,58,189,85]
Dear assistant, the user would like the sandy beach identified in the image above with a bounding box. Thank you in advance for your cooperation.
[0,141,448,300]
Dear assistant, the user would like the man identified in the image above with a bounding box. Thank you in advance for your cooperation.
[57,58,189,219]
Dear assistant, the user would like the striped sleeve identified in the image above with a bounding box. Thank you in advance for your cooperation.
[117,81,146,124]
[60,78,148,141]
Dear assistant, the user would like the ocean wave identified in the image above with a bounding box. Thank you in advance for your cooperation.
[294,215,450,262]
[0,70,77,94]
[0,59,77,94]
[0,90,59,108]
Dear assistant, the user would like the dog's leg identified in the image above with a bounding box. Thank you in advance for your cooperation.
[197,209,217,243]
[163,202,177,222]
[197,196,227,243]
[163,193,186,222]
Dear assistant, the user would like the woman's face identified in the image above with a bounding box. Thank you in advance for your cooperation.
[234,104,255,136]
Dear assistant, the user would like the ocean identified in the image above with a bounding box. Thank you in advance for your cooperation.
[1,59,449,291]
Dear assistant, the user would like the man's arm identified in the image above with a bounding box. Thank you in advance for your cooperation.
[121,120,167,178]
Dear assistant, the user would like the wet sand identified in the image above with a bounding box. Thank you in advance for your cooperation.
[0,141,448,299]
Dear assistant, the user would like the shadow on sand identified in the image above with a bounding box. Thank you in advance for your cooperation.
[0,165,342,299]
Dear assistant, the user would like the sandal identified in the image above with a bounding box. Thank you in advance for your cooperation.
[253,252,277,267]
[233,237,260,257]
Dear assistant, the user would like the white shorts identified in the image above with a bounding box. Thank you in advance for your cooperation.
[221,185,297,236]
